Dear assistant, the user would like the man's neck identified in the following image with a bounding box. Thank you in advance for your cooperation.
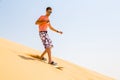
[45,14,50,17]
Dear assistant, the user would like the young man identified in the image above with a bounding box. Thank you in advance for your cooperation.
[35,7,63,65]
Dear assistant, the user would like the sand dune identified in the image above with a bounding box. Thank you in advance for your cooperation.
[0,38,115,80]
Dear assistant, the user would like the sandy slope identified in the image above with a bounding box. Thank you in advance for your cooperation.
[0,38,115,80]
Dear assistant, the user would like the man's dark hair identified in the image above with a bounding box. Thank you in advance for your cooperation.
[46,7,52,11]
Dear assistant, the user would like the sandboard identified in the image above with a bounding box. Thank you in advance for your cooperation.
[27,54,64,70]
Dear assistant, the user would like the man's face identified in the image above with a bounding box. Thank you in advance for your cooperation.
[46,9,52,15]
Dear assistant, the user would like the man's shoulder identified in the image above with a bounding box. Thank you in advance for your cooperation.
[39,15,45,19]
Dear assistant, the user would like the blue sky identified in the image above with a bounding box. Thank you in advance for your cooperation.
[0,0,120,79]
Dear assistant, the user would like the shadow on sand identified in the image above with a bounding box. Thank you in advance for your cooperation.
[18,55,35,60]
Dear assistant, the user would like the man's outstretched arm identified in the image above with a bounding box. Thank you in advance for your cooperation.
[48,23,63,34]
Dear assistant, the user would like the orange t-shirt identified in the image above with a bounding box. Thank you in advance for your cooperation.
[38,15,49,31]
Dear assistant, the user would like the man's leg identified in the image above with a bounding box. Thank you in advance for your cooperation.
[40,50,47,59]
[46,47,52,63]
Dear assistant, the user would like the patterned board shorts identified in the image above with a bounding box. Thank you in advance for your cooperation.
[39,31,53,49]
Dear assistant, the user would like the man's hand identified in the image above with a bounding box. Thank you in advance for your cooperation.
[57,31,63,34]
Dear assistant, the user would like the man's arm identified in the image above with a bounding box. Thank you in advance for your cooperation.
[35,20,40,25]
[35,19,45,25]
[48,23,63,34]
[35,16,47,25]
